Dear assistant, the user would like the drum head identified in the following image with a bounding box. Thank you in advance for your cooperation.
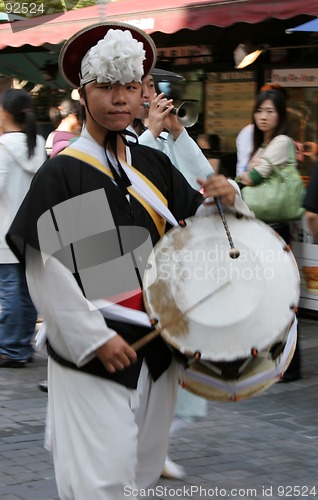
[143,214,300,361]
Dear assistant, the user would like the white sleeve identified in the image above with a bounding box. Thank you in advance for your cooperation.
[0,146,11,193]
[254,135,291,178]
[137,128,213,190]
[166,129,214,189]
[236,124,254,176]
[138,129,165,152]
[25,245,117,367]
[196,179,254,219]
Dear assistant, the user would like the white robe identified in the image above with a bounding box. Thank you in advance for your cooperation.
[26,132,251,498]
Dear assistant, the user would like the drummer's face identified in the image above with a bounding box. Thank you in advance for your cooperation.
[254,99,279,135]
[80,80,142,141]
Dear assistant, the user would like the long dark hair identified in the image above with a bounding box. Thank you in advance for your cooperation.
[252,89,288,154]
[1,89,37,158]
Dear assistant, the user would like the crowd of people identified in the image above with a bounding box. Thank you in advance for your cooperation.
[0,19,317,500]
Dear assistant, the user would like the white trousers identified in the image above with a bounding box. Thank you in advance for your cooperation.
[48,358,178,500]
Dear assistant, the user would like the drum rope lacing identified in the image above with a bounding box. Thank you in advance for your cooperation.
[178,317,297,402]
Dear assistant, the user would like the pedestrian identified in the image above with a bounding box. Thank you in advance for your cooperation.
[0,89,47,367]
[129,71,213,189]
[45,98,82,157]
[236,88,302,382]
[6,22,249,499]
[235,84,287,176]
[304,161,318,240]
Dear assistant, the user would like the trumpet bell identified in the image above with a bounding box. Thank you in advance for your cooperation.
[175,101,199,128]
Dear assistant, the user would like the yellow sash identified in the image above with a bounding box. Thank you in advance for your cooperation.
[60,147,167,236]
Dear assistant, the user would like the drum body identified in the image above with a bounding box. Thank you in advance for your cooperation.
[143,213,300,401]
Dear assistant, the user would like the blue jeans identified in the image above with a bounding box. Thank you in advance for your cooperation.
[0,263,37,361]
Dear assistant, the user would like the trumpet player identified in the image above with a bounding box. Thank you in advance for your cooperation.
[128,71,213,189]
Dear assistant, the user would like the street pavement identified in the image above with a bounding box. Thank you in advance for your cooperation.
[0,315,318,500]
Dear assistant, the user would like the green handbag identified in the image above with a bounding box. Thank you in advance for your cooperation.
[241,140,305,223]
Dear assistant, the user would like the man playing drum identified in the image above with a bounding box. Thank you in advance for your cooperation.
[6,22,249,499]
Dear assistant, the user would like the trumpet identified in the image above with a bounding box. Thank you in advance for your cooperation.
[143,101,199,128]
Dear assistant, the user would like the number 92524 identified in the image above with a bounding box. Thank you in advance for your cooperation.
[277,485,317,496]
[5,2,45,16]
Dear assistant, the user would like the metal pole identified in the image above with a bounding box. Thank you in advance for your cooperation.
[96,0,108,22]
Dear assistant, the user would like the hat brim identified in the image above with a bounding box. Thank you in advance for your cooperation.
[59,22,157,88]
[151,68,185,83]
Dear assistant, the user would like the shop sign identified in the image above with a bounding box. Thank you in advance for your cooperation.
[271,68,318,87]
[205,71,256,151]
[157,45,213,65]
[206,71,255,83]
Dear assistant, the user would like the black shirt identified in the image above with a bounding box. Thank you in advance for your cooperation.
[304,161,318,214]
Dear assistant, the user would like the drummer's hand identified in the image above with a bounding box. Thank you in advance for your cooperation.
[197,174,236,207]
[95,335,138,373]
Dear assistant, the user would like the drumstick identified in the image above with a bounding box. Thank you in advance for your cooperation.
[215,196,240,259]
[205,174,240,259]
[131,280,231,351]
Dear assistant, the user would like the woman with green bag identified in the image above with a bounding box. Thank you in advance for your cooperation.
[237,88,304,225]
[236,88,302,382]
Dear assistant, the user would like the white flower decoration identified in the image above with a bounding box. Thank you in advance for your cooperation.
[80,29,146,86]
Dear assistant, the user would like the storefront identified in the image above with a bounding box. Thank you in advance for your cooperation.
[0,1,316,89]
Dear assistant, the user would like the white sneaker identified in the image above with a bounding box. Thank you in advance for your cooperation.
[161,456,186,480]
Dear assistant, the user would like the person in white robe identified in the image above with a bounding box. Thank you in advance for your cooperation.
[6,21,251,500]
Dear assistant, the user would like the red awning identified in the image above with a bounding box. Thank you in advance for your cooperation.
[0,0,317,50]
